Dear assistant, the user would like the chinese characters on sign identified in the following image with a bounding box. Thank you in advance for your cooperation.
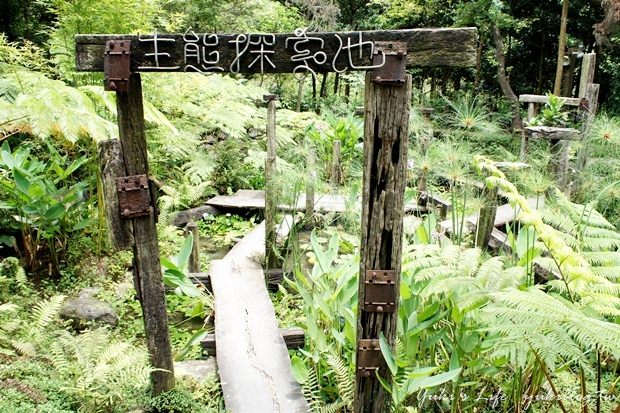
[136,28,387,75]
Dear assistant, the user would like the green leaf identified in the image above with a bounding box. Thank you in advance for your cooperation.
[13,168,30,194]
[416,368,462,389]
[379,332,398,376]
[290,355,309,384]
[177,233,193,269]
[44,203,65,220]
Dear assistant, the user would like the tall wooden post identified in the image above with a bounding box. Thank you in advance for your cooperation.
[356,71,412,412]
[264,95,278,270]
[305,145,316,230]
[331,140,341,189]
[185,221,200,273]
[475,186,499,249]
[115,73,175,394]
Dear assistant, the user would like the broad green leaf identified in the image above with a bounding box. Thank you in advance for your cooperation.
[13,168,30,194]
[177,233,193,269]
[416,368,462,389]
[44,203,65,220]
[379,332,398,376]
[290,355,309,384]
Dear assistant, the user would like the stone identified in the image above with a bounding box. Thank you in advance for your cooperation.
[174,359,217,382]
[60,294,118,326]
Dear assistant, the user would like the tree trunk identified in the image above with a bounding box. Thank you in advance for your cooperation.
[554,0,570,95]
[491,23,522,130]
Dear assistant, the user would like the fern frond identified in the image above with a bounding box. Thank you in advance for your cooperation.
[32,294,65,331]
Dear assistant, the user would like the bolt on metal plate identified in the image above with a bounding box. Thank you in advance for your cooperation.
[372,41,407,84]
[116,174,151,219]
[363,269,396,312]
[356,339,384,377]
[104,40,131,92]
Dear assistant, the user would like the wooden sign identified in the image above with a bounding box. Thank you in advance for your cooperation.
[76,27,477,74]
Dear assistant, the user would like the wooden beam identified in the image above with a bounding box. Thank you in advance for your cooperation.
[356,74,411,412]
[201,328,305,356]
[525,126,581,141]
[75,28,478,73]
[115,74,174,394]
[519,94,582,107]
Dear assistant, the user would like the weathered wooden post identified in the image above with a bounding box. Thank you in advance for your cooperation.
[331,139,341,188]
[305,145,316,230]
[475,185,499,249]
[578,53,596,99]
[356,42,411,412]
[110,70,175,393]
[264,94,278,270]
[185,221,201,273]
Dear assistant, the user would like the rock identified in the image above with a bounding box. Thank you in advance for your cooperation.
[60,295,118,326]
[174,359,217,382]
[172,205,221,227]
[77,287,101,299]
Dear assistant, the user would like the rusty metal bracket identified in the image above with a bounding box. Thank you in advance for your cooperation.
[363,269,396,312]
[116,174,152,219]
[372,41,407,85]
[356,339,384,377]
[104,40,131,92]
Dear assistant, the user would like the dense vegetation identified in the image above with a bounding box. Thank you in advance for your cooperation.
[1,0,620,412]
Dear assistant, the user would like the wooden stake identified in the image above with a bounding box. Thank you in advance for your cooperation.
[331,140,341,189]
[115,73,174,394]
[355,73,411,413]
[185,221,200,273]
[305,145,316,230]
[475,186,499,249]
[553,0,570,95]
[265,95,278,270]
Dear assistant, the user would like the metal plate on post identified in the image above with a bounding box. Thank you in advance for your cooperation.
[104,40,131,92]
[116,174,152,219]
[364,269,396,312]
[356,339,384,377]
[372,41,407,84]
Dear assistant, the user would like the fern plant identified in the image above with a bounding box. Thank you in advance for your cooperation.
[48,328,151,413]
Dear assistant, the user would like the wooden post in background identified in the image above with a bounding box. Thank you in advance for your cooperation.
[356,72,412,413]
[578,53,596,98]
[305,145,316,230]
[115,73,175,394]
[185,221,200,273]
[331,140,341,189]
[264,94,278,270]
[475,186,499,249]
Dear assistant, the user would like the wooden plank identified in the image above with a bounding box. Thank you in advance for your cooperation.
[210,221,308,412]
[75,28,478,72]
[519,94,582,107]
[201,328,305,356]
[356,74,411,412]
[115,74,174,394]
[525,126,581,141]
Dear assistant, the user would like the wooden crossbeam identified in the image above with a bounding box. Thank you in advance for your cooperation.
[519,94,582,107]
[75,28,477,73]
[201,328,305,356]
